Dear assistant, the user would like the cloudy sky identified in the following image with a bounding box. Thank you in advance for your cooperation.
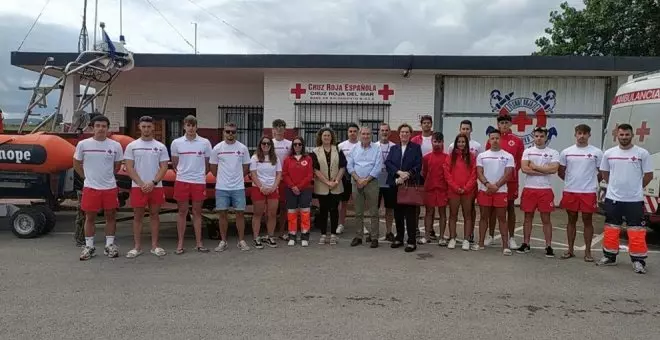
[0,0,584,114]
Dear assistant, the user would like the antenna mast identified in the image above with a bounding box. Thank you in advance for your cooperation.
[78,0,88,52]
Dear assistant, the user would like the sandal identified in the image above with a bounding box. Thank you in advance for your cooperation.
[175,248,185,255]
[151,247,167,257]
[125,249,143,258]
[196,246,209,253]
[560,252,575,260]
[584,255,594,262]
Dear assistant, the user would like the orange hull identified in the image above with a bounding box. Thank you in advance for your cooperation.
[0,133,76,173]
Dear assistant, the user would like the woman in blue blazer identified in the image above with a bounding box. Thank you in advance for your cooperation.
[385,123,423,252]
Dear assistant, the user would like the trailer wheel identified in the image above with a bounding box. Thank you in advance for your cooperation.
[10,207,46,239]
[34,205,57,234]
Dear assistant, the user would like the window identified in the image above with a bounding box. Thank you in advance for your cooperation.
[219,106,264,151]
[294,102,390,148]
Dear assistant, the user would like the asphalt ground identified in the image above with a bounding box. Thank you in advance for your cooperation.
[1,206,659,339]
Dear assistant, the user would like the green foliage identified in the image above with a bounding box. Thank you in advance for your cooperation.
[534,0,660,56]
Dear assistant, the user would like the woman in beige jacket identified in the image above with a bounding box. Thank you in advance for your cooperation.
[311,127,347,245]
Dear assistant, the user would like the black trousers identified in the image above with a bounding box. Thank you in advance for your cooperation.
[316,193,340,235]
[394,204,418,245]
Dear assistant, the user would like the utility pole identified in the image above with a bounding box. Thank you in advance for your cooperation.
[92,0,99,48]
[78,0,88,52]
[192,22,198,54]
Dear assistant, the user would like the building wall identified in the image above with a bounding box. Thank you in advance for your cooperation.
[440,76,610,204]
[104,68,263,143]
[263,69,435,141]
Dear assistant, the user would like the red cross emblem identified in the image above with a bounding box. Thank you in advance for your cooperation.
[512,111,533,132]
[290,83,306,99]
[236,151,241,155]
[636,121,651,142]
[301,160,308,166]
[378,85,394,100]
[631,156,638,161]
[543,154,548,157]
[508,140,515,146]
[587,154,592,158]
[107,150,112,154]
[197,151,202,155]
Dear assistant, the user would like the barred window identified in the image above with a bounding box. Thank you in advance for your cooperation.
[294,102,390,148]
[218,106,264,151]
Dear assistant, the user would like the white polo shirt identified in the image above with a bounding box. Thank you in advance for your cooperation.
[448,139,484,156]
[476,149,515,193]
[600,145,653,202]
[250,155,282,188]
[273,138,292,167]
[338,139,359,160]
[522,145,560,189]
[170,135,212,184]
[74,137,123,190]
[559,144,603,193]
[210,140,251,190]
[124,138,170,187]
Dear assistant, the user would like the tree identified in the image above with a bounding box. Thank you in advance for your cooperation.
[534,0,660,56]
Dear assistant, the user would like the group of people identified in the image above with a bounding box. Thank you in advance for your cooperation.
[73,113,651,274]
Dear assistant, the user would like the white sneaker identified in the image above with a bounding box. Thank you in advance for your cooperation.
[461,240,470,251]
[503,248,513,256]
[508,238,518,250]
[484,235,493,246]
[336,225,345,234]
[237,240,250,251]
[470,243,480,251]
[418,237,428,245]
[301,240,309,247]
[448,238,456,249]
[214,241,228,252]
[438,238,448,246]
[318,234,327,245]
[288,239,295,246]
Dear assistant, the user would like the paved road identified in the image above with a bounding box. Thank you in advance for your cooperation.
[1,208,659,340]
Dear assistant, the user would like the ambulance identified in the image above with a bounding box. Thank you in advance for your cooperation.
[599,70,660,230]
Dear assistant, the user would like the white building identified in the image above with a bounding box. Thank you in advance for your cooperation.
[11,52,660,203]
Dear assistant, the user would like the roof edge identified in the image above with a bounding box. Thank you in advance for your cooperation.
[10,51,660,72]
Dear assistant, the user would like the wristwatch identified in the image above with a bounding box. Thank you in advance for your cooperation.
[153,180,159,185]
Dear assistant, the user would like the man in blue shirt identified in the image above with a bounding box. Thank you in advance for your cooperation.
[347,126,383,248]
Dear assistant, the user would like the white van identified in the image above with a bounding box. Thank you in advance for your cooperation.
[600,70,660,230]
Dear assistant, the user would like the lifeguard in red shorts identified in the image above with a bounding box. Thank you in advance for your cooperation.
[170,115,213,254]
[518,127,560,257]
[476,129,515,255]
[558,124,603,262]
[73,115,124,261]
[598,123,653,274]
[123,115,170,258]
[422,132,448,246]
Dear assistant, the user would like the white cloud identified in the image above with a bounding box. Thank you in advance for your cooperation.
[0,0,576,111]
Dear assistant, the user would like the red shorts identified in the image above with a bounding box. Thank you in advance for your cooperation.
[448,189,476,200]
[506,181,519,200]
[424,189,448,207]
[252,186,280,201]
[173,181,206,202]
[561,191,598,213]
[81,187,119,212]
[477,190,508,208]
[521,188,555,213]
[130,187,165,208]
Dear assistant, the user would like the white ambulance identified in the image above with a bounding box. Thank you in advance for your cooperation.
[600,70,660,230]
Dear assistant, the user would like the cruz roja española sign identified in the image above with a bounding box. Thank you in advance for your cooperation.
[289,82,396,103]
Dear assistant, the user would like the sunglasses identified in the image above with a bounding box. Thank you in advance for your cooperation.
[225,130,236,134]
[293,142,303,146]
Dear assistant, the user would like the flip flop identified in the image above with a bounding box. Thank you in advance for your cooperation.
[584,255,594,262]
[560,252,575,260]
[196,246,209,253]
[175,248,185,255]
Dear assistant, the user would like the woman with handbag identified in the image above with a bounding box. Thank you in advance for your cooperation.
[443,133,478,251]
[311,127,347,245]
[385,123,423,252]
